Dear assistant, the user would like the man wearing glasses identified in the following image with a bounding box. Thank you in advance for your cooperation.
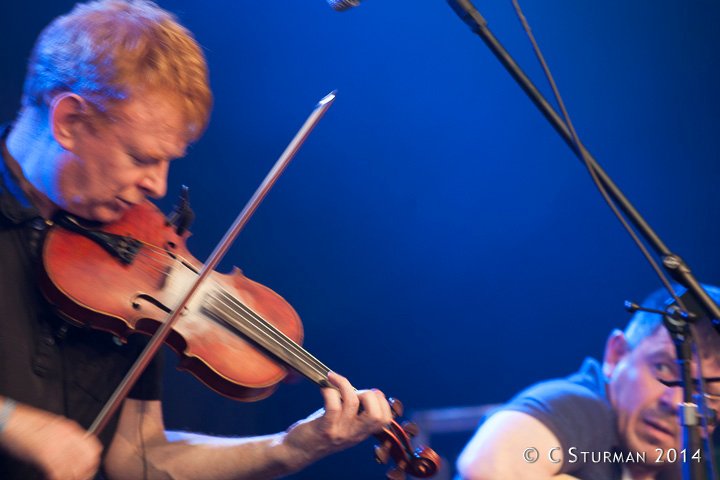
[456,286,720,480]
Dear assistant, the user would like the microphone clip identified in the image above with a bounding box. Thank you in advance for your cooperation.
[166,185,195,236]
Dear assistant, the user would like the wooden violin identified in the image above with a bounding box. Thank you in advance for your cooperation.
[40,200,440,478]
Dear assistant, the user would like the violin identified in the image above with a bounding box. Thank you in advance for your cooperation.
[39,200,440,479]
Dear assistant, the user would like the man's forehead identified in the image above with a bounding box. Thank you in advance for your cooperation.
[635,327,674,353]
[116,124,188,161]
[637,325,720,371]
[112,95,189,159]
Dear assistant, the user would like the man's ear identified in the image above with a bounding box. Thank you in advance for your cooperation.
[49,93,87,151]
[602,329,630,380]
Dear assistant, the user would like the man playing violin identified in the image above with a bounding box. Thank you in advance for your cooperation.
[456,286,720,480]
[0,1,393,479]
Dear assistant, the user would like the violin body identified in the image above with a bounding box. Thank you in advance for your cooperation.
[41,201,303,401]
[40,200,441,478]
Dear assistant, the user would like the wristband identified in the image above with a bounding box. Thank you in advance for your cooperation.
[0,398,17,434]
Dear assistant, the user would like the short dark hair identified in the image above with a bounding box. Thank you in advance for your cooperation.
[624,284,720,349]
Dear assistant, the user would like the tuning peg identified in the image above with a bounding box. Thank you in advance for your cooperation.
[386,466,407,480]
[374,444,391,465]
[401,420,419,438]
[388,397,404,418]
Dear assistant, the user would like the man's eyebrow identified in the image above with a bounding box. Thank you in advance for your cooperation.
[126,149,157,163]
[159,145,188,161]
[647,350,675,361]
[127,147,186,163]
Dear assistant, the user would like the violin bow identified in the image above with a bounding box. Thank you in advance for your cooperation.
[88,91,337,435]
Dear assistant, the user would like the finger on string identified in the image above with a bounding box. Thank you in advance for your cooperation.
[368,388,393,425]
[328,372,359,421]
[320,382,343,421]
[357,388,383,422]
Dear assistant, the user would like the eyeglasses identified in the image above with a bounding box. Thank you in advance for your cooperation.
[656,376,720,410]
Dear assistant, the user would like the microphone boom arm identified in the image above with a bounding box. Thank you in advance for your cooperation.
[446,0,720,331]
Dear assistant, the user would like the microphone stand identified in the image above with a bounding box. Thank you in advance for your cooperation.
[629,302,711,479]
[664,309,708,480]
[446,0,720,327]
[446,1,719,478]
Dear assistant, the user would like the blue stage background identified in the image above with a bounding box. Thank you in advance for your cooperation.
[2,1,719,478]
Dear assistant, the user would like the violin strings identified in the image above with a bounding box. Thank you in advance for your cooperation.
[130,241,193,282]
[212,288,331,376]
[128,252,180,287]
[116,241,332,384]
[134,251,177,275]
[207,288,332,384]
[211,289,331,382]
[135,242,187,269]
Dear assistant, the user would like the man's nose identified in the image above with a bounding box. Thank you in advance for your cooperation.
[659,384,683,415]
[139,161,169,198]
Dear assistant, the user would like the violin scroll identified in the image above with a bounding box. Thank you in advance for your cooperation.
[373,397,441,479]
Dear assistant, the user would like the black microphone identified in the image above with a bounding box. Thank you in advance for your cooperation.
[327,0,361,11]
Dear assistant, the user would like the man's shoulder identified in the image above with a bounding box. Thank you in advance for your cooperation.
[496,358,618,454]
[508,358,608,411]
